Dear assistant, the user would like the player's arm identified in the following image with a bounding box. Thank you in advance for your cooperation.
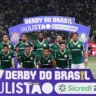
[33,41,36,52]
[34,53,40,68]
[15,42,20,52]
[11,51,17,68]
[17,53,23,68]
[51,59,56,68]
[50,55,56,68]
[11,43,15,51]
[67,50,72,68]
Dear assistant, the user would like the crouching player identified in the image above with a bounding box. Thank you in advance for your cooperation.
[17,45,39,68]
[0,44,16,69]
[55,41,71,69]
[39,47,55,68]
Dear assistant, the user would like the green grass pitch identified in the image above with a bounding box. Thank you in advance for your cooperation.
[88,56,96,79]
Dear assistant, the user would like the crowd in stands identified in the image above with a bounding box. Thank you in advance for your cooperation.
[0,0,96,42]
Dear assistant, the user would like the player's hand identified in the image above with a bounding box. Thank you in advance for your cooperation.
[19,65,22,68]
[85,61,88,67]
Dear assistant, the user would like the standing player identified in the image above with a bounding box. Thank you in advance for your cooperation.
[0,44,16,69]
[0,34,14,51]
[17,45,39,68]
[51,34,62,55]
[39,47,55,68]
[15,33,33,53]
[55,41,71,69]
[34,32,49,57]
[69,32,88,69]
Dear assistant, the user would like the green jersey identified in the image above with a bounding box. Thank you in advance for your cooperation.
[16,40,33,52]
[0,51,16,69]
[55,49,71,68]
[34,40,49,57]
[0,41,14,51]
[18,51,38,68]
[40,54,54,68]
[69,41,84,64]
[51,43,60,55]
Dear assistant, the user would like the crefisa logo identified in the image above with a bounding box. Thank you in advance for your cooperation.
[79,33,88,42]
[11,32,20,43]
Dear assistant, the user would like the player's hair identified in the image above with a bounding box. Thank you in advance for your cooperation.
[3,34,10,40]
[43,47,49,51]
[3,44,9,48]
[38,32,44,36]
[56,33,62,37]
[59,40,66,45]
[21,33,27,37]
[25,45,30,48]
[72,32,78,37]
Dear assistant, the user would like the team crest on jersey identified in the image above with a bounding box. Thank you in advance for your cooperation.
[43,44,46,47]
[8,45,11,48]
[48,60,51,63]
[78,44,80,48]
[11,32,20,43]
[64,55,67,58]
[30,57,33,60]
[79,33,88,42]
[8,56,11,59]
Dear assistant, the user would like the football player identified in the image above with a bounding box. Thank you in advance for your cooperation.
[69,32,88,69]
[34,32,49,57]
[0,44,16,69]
[39,47,55,68]
[55,41,71,69]
[17,45,39,68]
[15,33,33,53]
[0,34,14,51]
[51,34,62,55]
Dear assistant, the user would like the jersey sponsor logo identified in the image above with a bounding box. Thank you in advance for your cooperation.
[57,58,67,60]
[8,45,11,48]
[79,33,88,42]
[71,49,80,51]
[11,32,20,43]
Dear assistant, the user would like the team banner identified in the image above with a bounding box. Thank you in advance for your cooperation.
[8,16,90,50]
[0,69,96,96]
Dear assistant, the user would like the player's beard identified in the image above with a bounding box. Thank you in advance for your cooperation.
[22,40,27,43]
[73,40,78,43]
[38,38,43,42]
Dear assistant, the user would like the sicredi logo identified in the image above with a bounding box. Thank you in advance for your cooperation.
[79,33,88,42]
[55,83,96,94]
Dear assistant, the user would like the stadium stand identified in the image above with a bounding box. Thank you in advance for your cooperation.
[0,0,96,41]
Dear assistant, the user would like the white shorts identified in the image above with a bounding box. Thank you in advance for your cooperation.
[71,63,85,69]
